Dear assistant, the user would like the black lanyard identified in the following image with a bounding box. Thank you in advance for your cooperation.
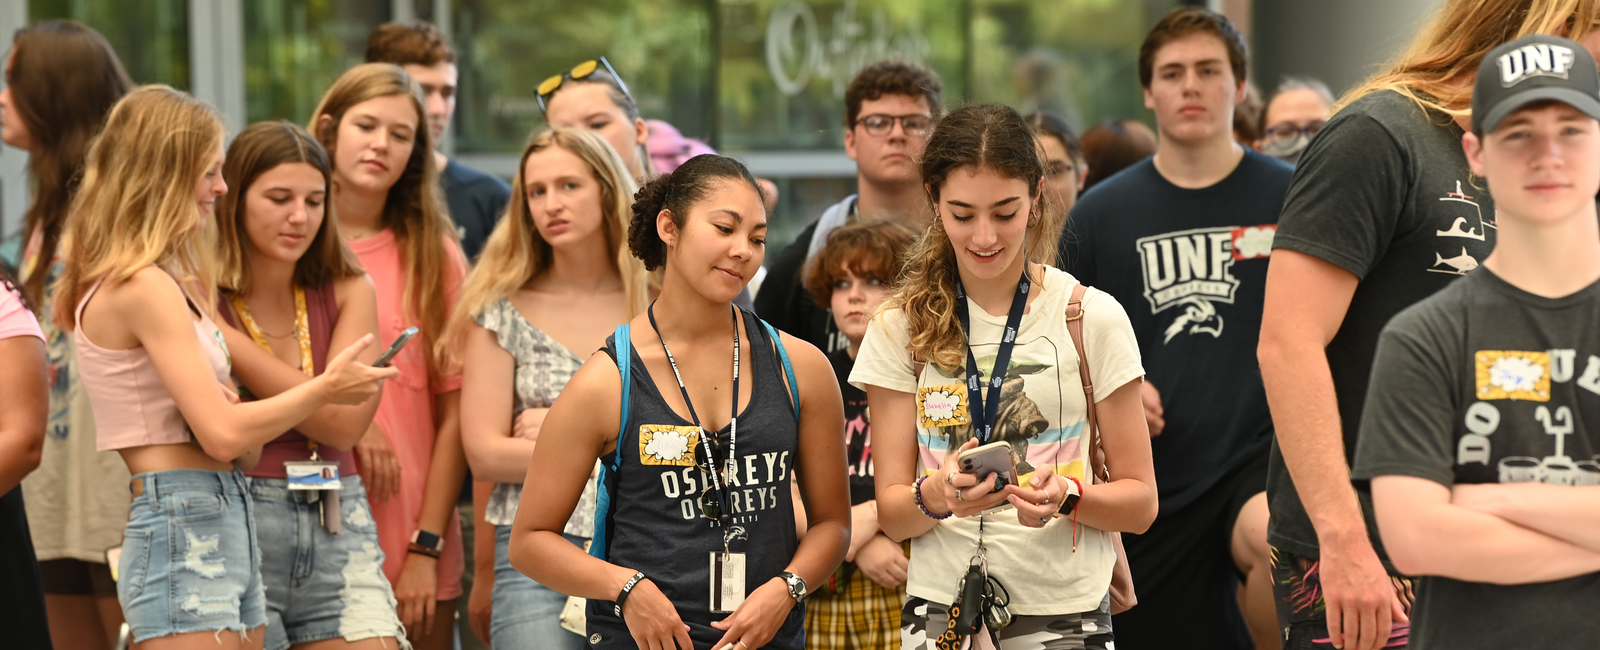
[647,303,739,530]
[953,271,1031,445]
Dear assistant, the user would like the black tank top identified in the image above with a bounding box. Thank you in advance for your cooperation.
[588,309,805,649]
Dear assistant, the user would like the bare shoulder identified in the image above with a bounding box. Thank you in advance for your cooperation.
[771,329,837,398]
[331,273,377,307]
[111,267,189,315]
[551,347,626,441]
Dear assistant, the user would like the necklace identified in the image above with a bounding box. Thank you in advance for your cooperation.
[231,287,312,375]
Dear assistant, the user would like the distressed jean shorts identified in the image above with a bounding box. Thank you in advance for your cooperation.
[118,468,267,643]
[250,475,408,650]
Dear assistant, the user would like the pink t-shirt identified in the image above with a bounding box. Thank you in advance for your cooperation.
[0,283,44,342]
[347,229,466,599]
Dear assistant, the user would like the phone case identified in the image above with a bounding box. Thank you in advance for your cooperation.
[958,441,1017,492]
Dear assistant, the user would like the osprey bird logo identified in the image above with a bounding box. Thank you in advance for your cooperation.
[1163,297,1224,343]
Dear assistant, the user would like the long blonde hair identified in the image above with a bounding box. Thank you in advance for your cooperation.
[310,63,460,381]
[885,104,1057,371]
[442,128,648,361]
[1337,0,1600,117]
[53,85,224,330]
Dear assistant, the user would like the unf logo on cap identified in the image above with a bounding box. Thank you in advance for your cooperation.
[1499,43,1577,87]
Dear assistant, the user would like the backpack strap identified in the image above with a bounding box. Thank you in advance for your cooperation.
[761,319,801,421]
[1064,284,1110,484]
[590,324,633,560]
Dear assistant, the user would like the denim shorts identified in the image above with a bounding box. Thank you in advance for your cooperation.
[491,524,586,650]
[118,468,267,643]
[251,475,409,650]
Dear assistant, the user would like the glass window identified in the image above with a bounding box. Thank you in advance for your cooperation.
[28,0,190,88]
[242,0,391,125]
[449,0,714,155]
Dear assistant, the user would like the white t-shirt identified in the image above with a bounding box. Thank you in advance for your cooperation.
[849,265,1143,615]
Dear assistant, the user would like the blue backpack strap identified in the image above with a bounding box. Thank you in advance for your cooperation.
[590,324,632,560]
[761,320,801,421]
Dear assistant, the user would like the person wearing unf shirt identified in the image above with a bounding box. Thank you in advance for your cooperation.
[1060,8,1288,649]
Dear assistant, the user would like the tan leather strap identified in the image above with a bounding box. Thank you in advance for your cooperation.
[1065,284,1110,484]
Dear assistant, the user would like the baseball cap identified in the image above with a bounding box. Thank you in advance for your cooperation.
[1472,34,1600,134]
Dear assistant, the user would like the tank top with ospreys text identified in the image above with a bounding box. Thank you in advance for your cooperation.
[587,308,804,650]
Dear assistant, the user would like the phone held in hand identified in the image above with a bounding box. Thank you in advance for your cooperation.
[373,326,419,368]
[957,441,1018,493]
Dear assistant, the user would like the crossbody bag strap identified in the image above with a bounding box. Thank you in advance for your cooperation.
[1064,284,1109,483]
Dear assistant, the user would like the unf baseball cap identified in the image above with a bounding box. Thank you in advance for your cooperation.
[1473,34,1600,134]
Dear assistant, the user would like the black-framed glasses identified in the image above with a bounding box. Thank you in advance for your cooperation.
[1262,119,1326,144]
[536,56,633,114]
[855,113,934,137]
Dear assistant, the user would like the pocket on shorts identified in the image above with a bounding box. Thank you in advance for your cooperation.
[172,493,226,523]
[118,529,153,601]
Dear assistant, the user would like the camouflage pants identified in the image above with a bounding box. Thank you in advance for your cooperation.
[899,595,1114,649]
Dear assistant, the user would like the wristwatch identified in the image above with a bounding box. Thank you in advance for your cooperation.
[779,571,808,602]
[411,529,444,553]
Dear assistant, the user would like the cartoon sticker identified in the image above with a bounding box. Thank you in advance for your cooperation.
[1475,350,1550,402]
[918,384,970,429]
[639,424,701,466]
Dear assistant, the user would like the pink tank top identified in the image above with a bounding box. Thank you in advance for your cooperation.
[76,273,233,451]
[216,282,356,478]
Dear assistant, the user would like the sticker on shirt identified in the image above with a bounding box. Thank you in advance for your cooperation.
[918,384,970,429]
[1475,350,1550,402]
[639,424,700,466]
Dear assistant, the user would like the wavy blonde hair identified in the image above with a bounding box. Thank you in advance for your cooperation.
[53,85,224,330]
[885,104,1057,371]
[441,128,649,362]
[1337,0,1600,118]
[310,63,460,382]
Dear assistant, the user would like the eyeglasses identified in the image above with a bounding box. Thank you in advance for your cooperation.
[855,113,934,137]
[536,57,633,114]
[1262,119,1326,144]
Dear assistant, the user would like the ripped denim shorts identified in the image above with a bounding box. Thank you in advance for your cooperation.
[118,468,267,643]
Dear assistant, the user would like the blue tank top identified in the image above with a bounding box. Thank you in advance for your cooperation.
[588,309,805,649]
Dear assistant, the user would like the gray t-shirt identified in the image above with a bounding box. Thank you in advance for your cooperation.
[1352,268,1600,649]
[1268,90,1496,563]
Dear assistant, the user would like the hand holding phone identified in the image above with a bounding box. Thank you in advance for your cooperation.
[957,441,1018,493]
[374,327,419,368]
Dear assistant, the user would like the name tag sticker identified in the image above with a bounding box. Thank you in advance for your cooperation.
[918,384,971,428]
[640,425,702,466]
[285,461,340,490]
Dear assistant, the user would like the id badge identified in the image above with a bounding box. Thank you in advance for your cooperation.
[285,460,341,490]
[918,384,971,429]
[709,552,746,613]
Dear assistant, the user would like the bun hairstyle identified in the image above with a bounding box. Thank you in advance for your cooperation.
[627,153,764,271]
[888,103,1057,370]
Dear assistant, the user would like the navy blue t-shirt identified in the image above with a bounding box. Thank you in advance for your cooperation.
[1059,149,1292,514]
[443,159,511,263]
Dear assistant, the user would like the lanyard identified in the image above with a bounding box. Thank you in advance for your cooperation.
[231,287,320,458]
[647,303,740,535]
[953,270,1031,445]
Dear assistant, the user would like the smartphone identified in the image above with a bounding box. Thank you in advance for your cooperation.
[957,441,1018,492]
[373,327,419,368]
[105,545,122,583]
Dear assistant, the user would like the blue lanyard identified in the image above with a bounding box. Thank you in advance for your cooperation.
[953,271,1031,445]
[647,303,739,530]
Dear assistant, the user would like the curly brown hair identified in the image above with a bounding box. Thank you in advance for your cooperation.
[844,60,945,128]
[628,154,764,271]
[804,220,917,309]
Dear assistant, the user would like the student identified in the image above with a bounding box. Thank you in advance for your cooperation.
[366,21,511,262]
[756,60,944,354]
[1078,119,1156,191]
[536,56,655,181]
[1352,34,1600,648]
[0,267,50,649]
[800,219,916,650]
[1059,8,1290,649]
[310,63,469,650]
[1025,111,1088,226]
[1255,77,1335,164]
[55,84,392,650]
[854,103,1157,650]
[0,22,133,650]
[447,127,651,650]
[508,153,851,650]
[212,120,406,650]
[1258,3,1600,649]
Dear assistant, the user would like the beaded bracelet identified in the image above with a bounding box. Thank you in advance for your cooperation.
[914,474,952,520]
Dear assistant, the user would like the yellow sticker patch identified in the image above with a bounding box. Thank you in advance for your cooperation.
[1475,350,1551,402]
[918,384,971,428]
[639,424,701,466]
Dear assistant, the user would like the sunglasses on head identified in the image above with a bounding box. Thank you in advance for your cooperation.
[536,56,633,114]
